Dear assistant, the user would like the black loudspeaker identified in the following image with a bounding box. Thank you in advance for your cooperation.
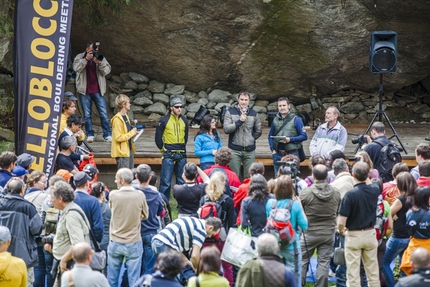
[370,31,397,74]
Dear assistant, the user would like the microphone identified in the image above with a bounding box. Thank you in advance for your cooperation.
[133,119,137,126]
[241,108,247,114]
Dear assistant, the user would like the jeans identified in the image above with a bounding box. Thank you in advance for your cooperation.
[300,232,334,287]
[280,242,302,287]
[200,162,214,171]
[151,238,174,256]
[34,246,45,287]
[382,237,409,287]
[79,93,111,138]
[159,152,186,200]
[230,150,255,180]
[44,249,55,287]
[141,234,157,275]
[108,240,143,287]
[272,151,300,176]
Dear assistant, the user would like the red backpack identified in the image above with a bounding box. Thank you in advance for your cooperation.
[375,195,389,245]
[265,200,296,248]
[198,194,228,241]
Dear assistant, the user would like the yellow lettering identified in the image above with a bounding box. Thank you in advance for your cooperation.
[28,99,51,121]
[30,62,54,77]
[34,0,58,18]
[29,78,52,98]
[28,123,49,137]
[31,38,55,60]
[26,140,47,155]
[32,17,57,36]
[30,157,45,172]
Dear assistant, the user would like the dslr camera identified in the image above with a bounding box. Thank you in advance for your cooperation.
[278,160,300,178]
[351,135,367,145]
[37,233,55,246]
[90,41,104,61]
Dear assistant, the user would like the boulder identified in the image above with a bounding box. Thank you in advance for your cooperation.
[144,102,167,115]
[128,72,149,83]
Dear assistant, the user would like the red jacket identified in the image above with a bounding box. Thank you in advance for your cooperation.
[198,165,241,190]
[234,178,251,225]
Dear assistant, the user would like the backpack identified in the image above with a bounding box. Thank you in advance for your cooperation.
[264,200,296,248]
[374,140,402,183]
[374,195,389,246]
[198,194,228,241]
[208,168,232,197]
[44,207,60,234]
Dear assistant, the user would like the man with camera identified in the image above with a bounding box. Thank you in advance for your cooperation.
[73,41,112,143]
[361,122,390,165]
[269,97,307,175]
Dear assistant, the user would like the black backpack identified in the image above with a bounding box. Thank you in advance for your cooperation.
[374,140,402,182]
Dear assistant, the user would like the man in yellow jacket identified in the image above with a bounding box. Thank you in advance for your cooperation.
[0,226,27,287]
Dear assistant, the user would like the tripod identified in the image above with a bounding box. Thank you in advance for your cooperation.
[354,74,407,154]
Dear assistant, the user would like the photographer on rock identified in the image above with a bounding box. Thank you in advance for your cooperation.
[361,122,390,166]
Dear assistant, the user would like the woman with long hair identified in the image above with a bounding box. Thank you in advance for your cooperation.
[266,175,308,287]
[382,172,417,287]
[240,174,271,237]
[400,186,430,276]
[200,171,235,286]
[382,163,410,206]
[194,114,222,171]
[90,181,111,253]
[355,150,379,179]
[187,246,229,287]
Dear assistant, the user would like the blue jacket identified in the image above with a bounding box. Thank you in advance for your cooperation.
[74,190,104,242]
[0,193,43,268]
[135,187,164,236]
[0,169,13,188]
[194,132,222,164]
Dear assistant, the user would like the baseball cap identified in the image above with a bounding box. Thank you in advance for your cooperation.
[170,97,183,107]
[16,153,35,168]
[64,91,78,101]
[56,169,73,182]
[0,226,11,244]
[74,171,91,187]
[12,165,29,177]
[83,164,99,180]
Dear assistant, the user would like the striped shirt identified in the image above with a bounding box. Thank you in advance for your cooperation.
[153,217,206,252]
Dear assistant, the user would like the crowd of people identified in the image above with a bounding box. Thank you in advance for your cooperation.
[1,41,430,287]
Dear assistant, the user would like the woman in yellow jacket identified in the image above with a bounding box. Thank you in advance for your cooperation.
[110,94,137,169]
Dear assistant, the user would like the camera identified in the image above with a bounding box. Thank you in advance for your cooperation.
[351,135,367,145]
[37,234,55,246]
[91,50,104,61]
[277,160,300,178]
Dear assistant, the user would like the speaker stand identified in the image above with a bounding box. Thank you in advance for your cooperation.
[354,74,407,154]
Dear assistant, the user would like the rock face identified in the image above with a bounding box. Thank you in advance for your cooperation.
[0,0,430,108]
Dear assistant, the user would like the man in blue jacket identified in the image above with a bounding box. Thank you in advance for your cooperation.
[135,164,165,275]
[73,171,104,243]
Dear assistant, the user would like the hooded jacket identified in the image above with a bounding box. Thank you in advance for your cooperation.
[110,112,136,158]
[299,181,341,236]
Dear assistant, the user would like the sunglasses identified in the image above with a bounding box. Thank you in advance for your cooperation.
[211,120,217,124]
[173,106,183,109]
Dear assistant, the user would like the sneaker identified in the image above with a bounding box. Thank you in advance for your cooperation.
[104,136,112,142]
[87,136,94,143]
[329,270,336,278]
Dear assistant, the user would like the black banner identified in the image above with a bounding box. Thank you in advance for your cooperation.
[14,0,74,177]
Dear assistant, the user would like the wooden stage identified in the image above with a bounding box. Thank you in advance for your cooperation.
[87,123,429,168]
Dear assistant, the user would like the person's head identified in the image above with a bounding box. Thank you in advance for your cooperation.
[413,186,430,212]
[237,91,250,110]
[267,178,276,194]
[312,164,328,181]
[392,162,409,179]
[410,247,430,269]
[56,169,73,183]
[214,147,233,166]
[62,96,76,115]
[5,177,25,196]
[16,153,35,170]
[352,161,370,182]
[149,171,158,186]
[277,97,290,116]
[355,150,374,170]
[198,115,219,140]
[51,181,75,209]
[257,233,279,256]
[25,170,47,190]
[169,97,183,117]
[60,136,77,152]
[115,168,134,188]
[280,154,300,163]
[183,162,198,181]
[328,150,346,168]
[325,106,339,125]
[249,174,269,201]
[72,242,94,265]
[309,154,326,170]
[90,181,106,201]
[370,178,383,194]
[396,172,418,197]
[415,143,430,163]
[154,250,183,277]
[73,171,91,189]
[66,114,85,132]
[274,175,294,200]
[332,158,349,176]
[0,151,17,170]
[204,217,222,238]
[83,164,99,181]
[136,164,152,184]
[115,94,131,112]
[49,175,66,187]
[205,171,225,201]
[198,245,222,274]
[0,226,11,252]
[418,161,430,177]
[249,162,265,177]
[370,122,385,137]
[85,41,100,52]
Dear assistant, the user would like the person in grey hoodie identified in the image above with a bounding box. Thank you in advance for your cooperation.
[299,164,341,287]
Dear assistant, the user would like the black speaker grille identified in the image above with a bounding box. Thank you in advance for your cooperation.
[372,48,396,73]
